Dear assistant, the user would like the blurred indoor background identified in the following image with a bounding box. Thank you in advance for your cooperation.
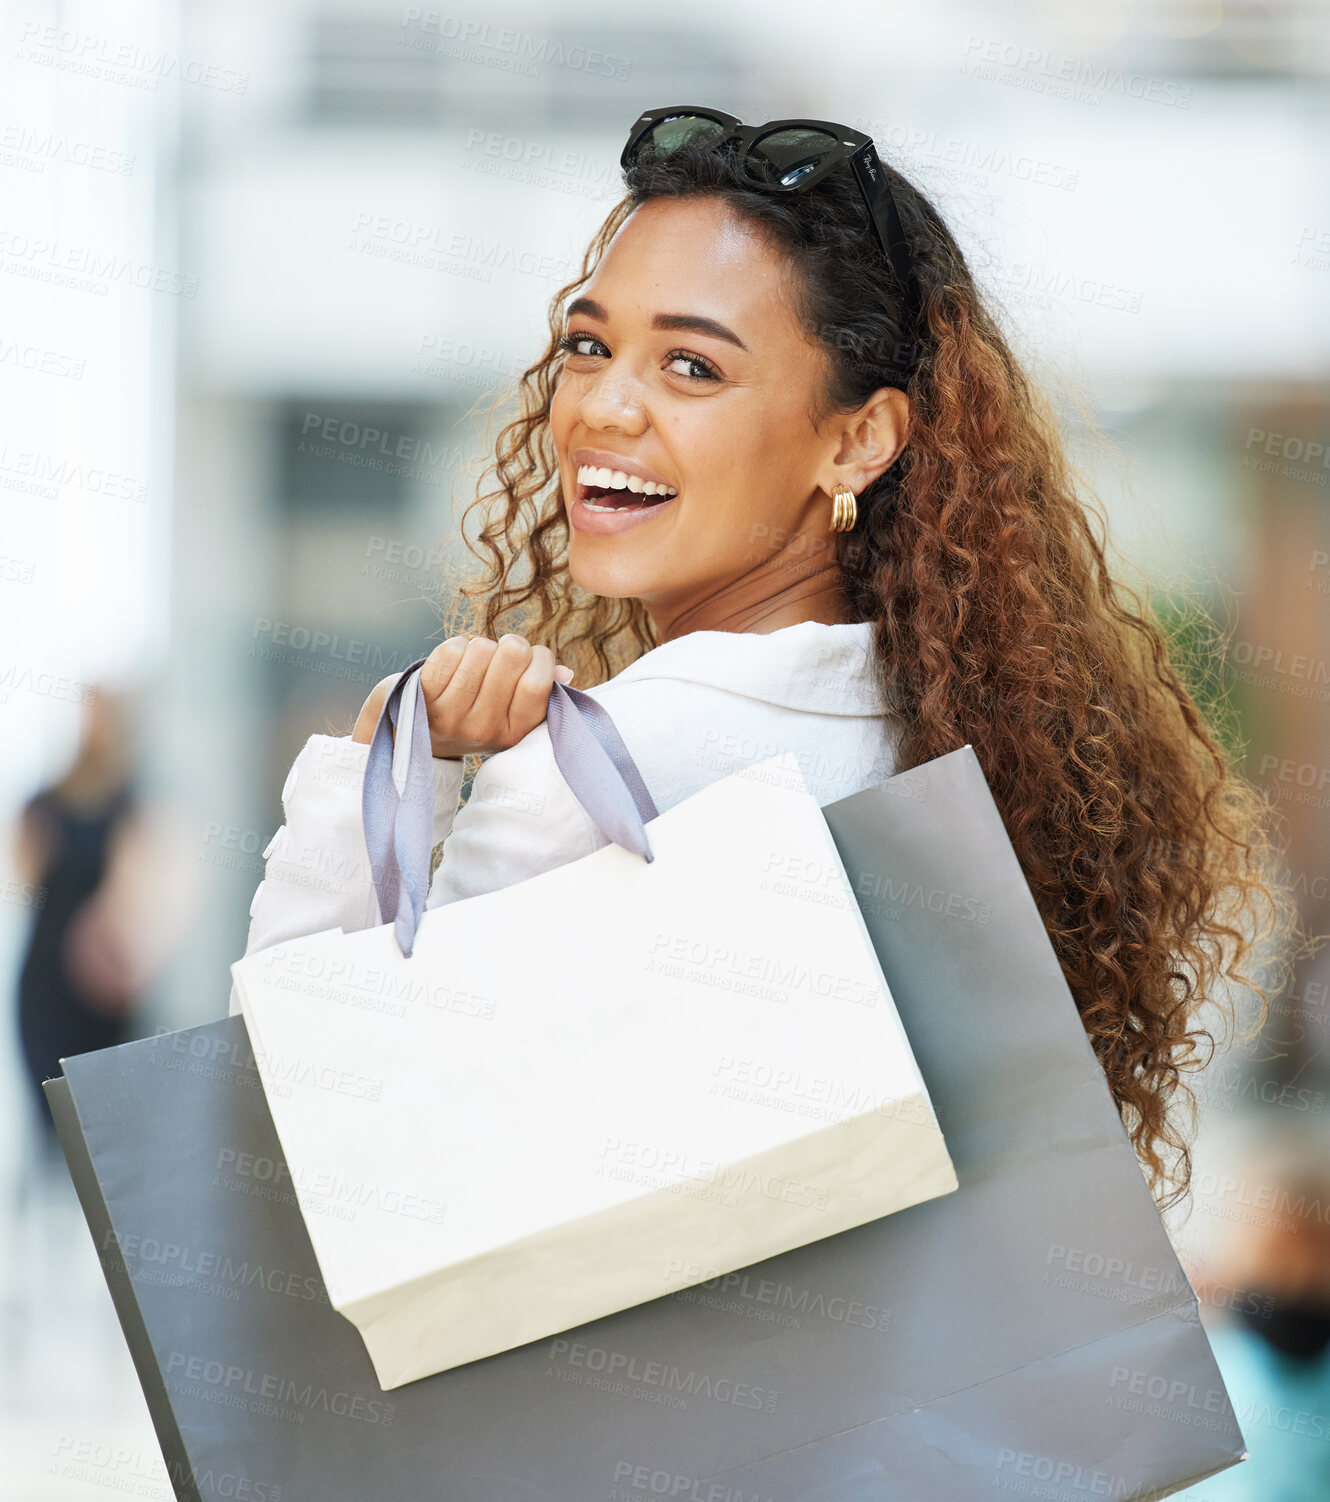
[1,0,1328,1496]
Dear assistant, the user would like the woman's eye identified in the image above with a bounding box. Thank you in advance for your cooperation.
[556,332,721,384]
[665,350,721,383]
[557,332,606,358]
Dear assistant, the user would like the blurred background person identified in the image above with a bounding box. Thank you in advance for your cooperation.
[1185,1115,1330,1501]
[3,681,199,1452]
[13,689,143,1150]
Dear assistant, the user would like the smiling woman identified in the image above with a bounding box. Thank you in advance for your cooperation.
[232,109,1294,1210]
[542,197,908,632]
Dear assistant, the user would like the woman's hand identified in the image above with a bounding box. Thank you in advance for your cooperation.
[351,635,574,760]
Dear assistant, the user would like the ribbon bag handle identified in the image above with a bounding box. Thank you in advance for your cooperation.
[362,661,658,956]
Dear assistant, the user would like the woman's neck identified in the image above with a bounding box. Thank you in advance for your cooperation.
[646,559,855,642]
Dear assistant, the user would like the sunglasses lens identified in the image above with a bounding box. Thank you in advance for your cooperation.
[745,127,841,188]
[638,113,730,159]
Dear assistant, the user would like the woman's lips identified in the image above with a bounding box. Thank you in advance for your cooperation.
[568,482,680,535]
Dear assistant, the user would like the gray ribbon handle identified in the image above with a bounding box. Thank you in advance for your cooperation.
[545,680,658,855]
[362,661,658,956]
[361,656,434,957]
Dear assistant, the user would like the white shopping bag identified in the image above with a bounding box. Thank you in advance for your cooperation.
[231,668,956,1390]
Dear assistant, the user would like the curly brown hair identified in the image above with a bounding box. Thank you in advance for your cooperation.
[441,137,1296,1208]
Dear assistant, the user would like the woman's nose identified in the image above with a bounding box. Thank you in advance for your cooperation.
[577,368,647,433]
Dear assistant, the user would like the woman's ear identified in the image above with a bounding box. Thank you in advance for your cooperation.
[821,386,910,496]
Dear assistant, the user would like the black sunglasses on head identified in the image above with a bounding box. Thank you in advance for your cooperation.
[621,106,922,338]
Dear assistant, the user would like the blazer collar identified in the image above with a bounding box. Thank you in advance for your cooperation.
[606,619,887,717]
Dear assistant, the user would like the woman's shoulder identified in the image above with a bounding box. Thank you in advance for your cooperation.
[571,620,894,808]
[587,618,884,718]
[468,618,891,820]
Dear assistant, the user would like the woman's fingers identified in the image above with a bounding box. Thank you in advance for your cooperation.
[508,644,558,732]
[467,634,534,739]
[419,636,470,704]
[441,636,498,720]
[416,633,574,756]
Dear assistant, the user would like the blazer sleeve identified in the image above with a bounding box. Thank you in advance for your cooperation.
[425,719,607,907]
[226,721,608,1016]
[226,733,466,1016]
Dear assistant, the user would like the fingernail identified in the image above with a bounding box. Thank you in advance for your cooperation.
[554,665,574,684]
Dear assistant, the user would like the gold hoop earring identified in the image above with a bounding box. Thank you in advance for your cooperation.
[830,483,858,533]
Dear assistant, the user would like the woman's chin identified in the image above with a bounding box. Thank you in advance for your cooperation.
[567,547,656,602]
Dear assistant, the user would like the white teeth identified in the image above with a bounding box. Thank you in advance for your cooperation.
[575,463,678,499]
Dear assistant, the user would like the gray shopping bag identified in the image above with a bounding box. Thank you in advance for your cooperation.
[45,745,1245,1500]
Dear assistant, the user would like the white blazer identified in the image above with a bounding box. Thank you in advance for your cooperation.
[227,619,897,1016]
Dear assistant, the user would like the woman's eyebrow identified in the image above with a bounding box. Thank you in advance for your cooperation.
[566,297,749,353]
